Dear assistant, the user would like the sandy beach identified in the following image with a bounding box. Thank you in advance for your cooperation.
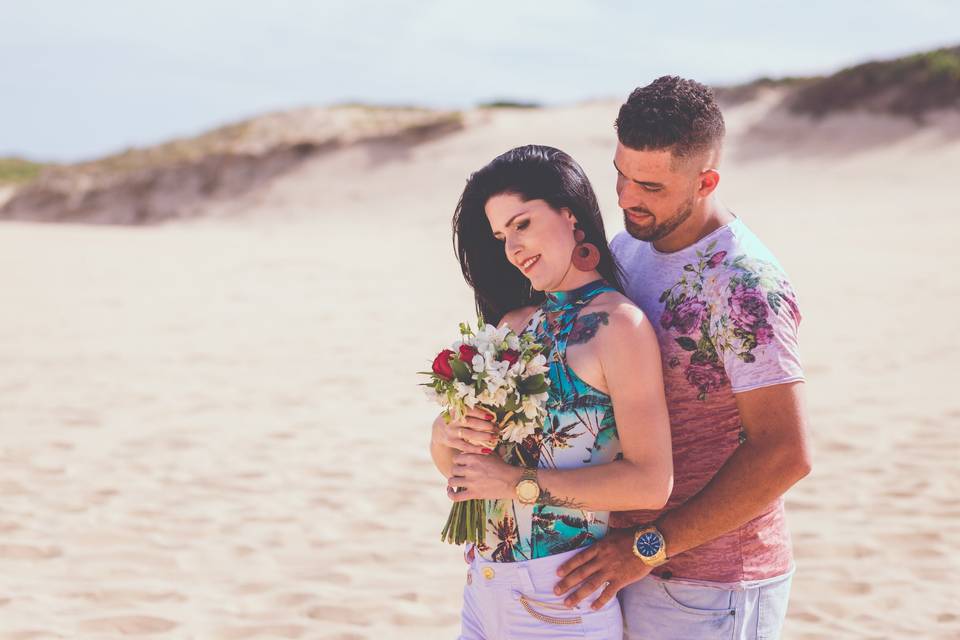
[1,96,958,639]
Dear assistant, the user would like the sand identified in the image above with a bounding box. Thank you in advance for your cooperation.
[0,96,958,638]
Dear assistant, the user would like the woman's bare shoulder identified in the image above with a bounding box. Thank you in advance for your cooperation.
[588,290,645,320]
[585,292,653,347]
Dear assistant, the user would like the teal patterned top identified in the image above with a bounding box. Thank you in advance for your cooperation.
[476,279,623,562]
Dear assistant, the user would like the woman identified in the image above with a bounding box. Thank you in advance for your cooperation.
[429,145,672,639]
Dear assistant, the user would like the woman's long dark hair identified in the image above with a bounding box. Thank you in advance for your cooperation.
[453,144,624,325]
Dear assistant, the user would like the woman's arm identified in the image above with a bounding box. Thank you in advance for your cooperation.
[447,302,673,511]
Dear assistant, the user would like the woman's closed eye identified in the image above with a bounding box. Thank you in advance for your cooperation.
[493,219,530,242]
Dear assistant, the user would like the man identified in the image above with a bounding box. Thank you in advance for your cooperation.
[553,76,813,639]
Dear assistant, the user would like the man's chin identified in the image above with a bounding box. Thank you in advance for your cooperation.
[624,220,659,241]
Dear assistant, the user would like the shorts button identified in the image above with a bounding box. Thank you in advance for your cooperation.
[482,567,495,580]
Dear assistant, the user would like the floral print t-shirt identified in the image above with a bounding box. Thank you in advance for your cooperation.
[610,217,803,584]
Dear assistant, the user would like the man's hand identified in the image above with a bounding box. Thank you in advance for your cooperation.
[553,527,652,609]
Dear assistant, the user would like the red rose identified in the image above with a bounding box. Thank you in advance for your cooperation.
[500,350,520,366]
[458,344,479,363]
[432,349,455,380]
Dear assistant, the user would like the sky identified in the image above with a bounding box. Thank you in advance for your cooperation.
[2,0,958,162]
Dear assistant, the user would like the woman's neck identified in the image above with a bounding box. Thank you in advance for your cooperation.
[544,269,603,294]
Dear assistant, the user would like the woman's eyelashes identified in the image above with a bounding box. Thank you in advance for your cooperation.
[492,219,530,242]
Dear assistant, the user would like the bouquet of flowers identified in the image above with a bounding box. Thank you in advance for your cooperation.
[421,320,550,545]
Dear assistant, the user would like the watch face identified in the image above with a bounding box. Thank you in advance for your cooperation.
[517,480,539,501]
[635,531,662,558]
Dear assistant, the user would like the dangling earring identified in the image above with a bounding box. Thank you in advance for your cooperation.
[571,225,600,271]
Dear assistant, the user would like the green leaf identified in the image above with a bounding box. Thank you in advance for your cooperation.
[675,336,698,351]
[519,374,548,394]
[706,239,717,253]
[525,382,550,395]
[450,359,473,383]
[683,264,695,271]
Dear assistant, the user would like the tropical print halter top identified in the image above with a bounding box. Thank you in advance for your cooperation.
[476,279,623,562]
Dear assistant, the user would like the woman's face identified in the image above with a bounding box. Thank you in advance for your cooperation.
[485,193,578,292]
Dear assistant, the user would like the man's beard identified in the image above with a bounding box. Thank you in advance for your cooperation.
[623,196,695,242]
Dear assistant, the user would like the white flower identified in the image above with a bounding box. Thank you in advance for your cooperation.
[478,386,509,407]
[485,376,505,394]
[486,358,509,381]
[521,395,541,419]
[471,354,485,371]
[500,419,537,443]
[524,354,549,377]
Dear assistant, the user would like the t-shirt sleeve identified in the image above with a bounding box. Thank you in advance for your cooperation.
[711,267,804,393]
[609,231,627,257]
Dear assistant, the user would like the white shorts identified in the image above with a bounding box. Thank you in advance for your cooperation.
[459,545,623,639]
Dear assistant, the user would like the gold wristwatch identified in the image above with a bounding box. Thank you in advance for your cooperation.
[515,468,541,505]
[632,525,669,567]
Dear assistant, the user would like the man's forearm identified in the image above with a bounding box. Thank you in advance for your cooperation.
[657,439,810,558]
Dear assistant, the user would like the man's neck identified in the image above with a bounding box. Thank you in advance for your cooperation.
[652,199,734,254]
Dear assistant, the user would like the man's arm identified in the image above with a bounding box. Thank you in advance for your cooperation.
[656,381,811,557]
[554,381,812,609]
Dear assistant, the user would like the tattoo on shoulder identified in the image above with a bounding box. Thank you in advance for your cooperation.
[567,312,609,346]
[537,488,585,509]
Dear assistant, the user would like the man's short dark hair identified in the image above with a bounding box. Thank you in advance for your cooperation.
[615,76,725,160]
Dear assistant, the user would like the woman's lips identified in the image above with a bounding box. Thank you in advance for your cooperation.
[520,255,540,273]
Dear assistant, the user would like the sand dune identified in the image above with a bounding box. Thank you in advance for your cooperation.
[0,97,958,639]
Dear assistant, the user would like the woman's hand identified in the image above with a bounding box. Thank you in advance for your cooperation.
[431,408,499,455]
[447,452,524,502]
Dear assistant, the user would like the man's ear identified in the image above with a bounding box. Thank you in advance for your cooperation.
[698,169,720,196]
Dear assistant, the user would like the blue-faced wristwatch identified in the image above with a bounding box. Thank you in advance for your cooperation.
[632,525,669,567]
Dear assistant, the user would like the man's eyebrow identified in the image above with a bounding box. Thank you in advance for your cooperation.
[492,208,531,236]
[612,160,663,188]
